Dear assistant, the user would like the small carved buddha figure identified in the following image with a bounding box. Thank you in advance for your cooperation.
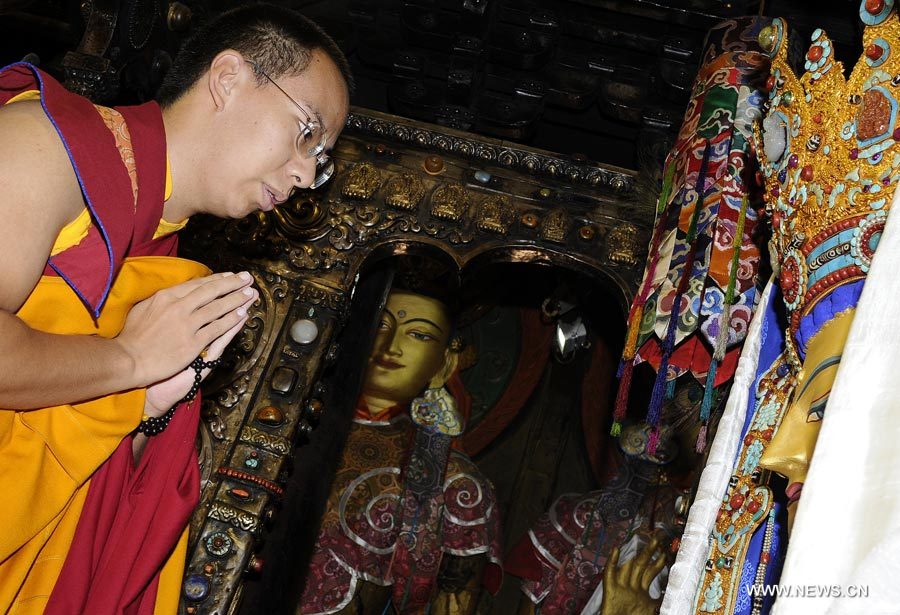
[298,289,502,615]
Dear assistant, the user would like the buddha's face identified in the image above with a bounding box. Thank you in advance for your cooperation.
[361,291,453,408]
[758,309,853,530]
[758,395,822,530]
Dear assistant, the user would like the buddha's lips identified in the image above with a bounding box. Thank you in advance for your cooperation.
[786,482,803,504]
[373,357,404,369]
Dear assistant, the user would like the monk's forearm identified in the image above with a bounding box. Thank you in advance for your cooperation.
[0,311,138,409]
[1,271,256,410]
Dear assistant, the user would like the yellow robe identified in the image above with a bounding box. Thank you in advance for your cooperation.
[0,256,210,614]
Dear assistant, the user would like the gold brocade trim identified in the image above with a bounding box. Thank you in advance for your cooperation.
[94,105,138,208]
[695,352,796,614]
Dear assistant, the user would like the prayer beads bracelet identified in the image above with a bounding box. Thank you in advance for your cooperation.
[136,356,223,437]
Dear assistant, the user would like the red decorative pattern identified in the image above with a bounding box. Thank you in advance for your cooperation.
[801,215,865,256]
[299,415,501,614]
[216,467,284,495]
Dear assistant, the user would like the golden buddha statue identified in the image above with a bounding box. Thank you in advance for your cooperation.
[298,289,502,615]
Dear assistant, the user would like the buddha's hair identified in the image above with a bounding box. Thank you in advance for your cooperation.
[392,266,460,320]
[156,3,353,107]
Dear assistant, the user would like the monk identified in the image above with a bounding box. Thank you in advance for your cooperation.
[299,288,502,615]
[0,4,351,613]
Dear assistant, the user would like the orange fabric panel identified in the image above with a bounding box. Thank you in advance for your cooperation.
[0,256,209,613]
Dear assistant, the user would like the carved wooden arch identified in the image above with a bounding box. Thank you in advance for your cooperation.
[352,237,633,315]
[177,109,651,615]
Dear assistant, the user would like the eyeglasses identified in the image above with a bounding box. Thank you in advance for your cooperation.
[246,60,335,190]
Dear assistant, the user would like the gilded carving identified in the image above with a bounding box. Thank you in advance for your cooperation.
[375,212,423,238]
[604,222,642,266]
[287,244,349,271]
[345,112,636,192]
[239,426,290,455]
[296,279,347,312]
[384,172,426,211]
[475,194,515,234]
[423,222,475,245]
[213,373,252,410]
[539,208,571,243]
[430,183,470,221]
[328,202,384,250]
[272,194,330,240]
[341,162,383,200]
[209,502,260,533]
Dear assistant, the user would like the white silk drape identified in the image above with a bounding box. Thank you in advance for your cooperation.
[772,187,900,614]
[660,278,775,614]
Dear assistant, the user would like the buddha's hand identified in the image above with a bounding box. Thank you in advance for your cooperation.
[600,537,666,615]
[143,282,258,418]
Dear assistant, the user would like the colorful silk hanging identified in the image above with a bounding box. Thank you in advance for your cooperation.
[613,18,771,441]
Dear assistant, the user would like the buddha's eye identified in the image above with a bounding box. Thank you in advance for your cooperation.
[409,330,437,342]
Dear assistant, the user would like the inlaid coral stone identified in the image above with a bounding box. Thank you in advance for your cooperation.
[866,0,885,14]
[867,43,884,61]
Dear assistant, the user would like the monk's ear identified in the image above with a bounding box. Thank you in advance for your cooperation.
[207,50,244,110]
[428,348,459,390]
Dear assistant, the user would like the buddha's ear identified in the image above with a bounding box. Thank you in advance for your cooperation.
[428,347,459,390]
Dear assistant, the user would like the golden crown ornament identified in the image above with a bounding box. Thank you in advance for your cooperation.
[756,0,900,367]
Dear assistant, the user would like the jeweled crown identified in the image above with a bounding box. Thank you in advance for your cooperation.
[756,0,900,329]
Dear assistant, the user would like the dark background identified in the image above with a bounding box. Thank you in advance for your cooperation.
[1,0,865,171]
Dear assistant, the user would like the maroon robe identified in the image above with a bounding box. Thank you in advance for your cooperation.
[1,62,201,614]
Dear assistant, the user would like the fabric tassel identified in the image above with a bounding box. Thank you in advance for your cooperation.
[610,421,622,438]
[657,155,677,215]
[613,148,692,440]
[695,423,708,454]
[647,425,661,456]
[666,377,677,400]
[611,172,673,436]
[700,359,718,423]
[647,358,669,429]
[713,308,731,362]
[611,359,635,435]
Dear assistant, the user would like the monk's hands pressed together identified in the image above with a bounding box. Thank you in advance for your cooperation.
[116,271,257,398]
[601,536,667,615]
[140,273,258,417]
